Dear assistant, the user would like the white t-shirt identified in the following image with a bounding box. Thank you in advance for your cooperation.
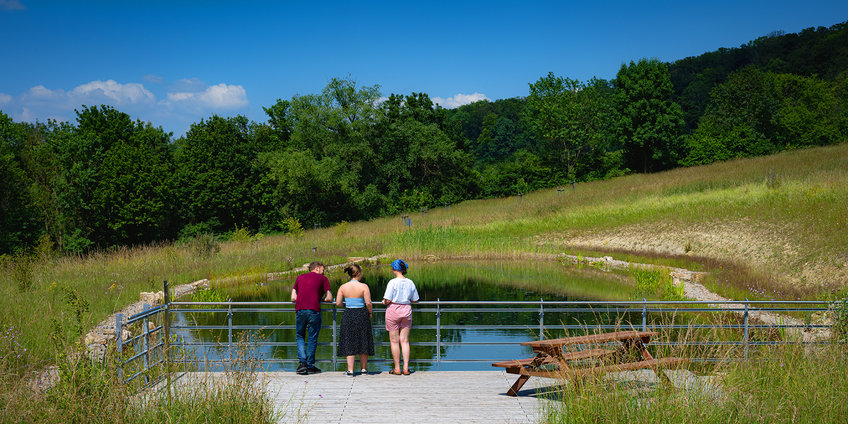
[383,277,419,305]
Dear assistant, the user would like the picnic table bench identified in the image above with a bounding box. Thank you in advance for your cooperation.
[492,330,687,396]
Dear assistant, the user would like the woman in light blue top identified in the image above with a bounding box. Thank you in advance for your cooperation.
[382,259,419,375]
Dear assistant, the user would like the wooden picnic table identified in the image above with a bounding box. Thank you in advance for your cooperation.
[492,330,686,396]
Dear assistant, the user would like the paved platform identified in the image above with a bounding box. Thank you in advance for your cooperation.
[268,370,551,424]
[170,369,715,423]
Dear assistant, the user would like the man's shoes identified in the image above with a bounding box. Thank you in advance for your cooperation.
[296,363,308,375]
[307,366,322,374]
[344,370,355,377]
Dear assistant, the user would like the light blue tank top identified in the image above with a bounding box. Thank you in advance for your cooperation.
[344,297,365,308]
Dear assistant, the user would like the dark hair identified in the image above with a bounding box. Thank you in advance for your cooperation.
[308,261,325,271]
[344,264,362,278]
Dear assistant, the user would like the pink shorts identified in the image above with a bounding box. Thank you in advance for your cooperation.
[385,303,412,331]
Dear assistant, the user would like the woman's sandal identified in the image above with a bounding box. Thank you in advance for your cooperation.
[389,369,402,375]
[402,370,411,375]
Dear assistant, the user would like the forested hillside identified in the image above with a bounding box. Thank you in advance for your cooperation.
[1,21,846,255]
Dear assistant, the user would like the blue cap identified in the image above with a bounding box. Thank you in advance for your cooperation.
[391,259,408,272]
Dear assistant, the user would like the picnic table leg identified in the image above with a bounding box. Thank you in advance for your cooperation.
[507,375,530,397]
[623,337,676,388]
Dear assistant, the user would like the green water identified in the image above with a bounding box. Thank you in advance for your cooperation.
[173,260,645,371]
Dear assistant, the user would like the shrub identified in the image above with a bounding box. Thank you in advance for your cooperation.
[11,255,34,292]
[279,217,304,239]
[189,233,220,258]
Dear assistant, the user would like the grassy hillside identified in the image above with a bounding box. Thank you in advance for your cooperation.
[2,143,848,370]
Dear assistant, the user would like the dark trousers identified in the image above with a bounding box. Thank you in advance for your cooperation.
[295,309,322,367]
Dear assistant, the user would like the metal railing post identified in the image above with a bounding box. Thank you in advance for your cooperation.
[142,303,150,385]
[743,298,750,360]
[642,298,647,331]
[163,280,171,399]
[227,298,233,366]
[436,298,441,371]
[332,304,337,371]
[539,298,545,339]
[116,313,123,383]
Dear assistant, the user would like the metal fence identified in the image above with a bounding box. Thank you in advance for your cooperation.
[116,291,836,388]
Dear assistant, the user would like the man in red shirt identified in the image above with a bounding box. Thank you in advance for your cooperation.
[291,261,332,375]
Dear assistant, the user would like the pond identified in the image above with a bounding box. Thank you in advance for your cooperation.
[172,259,648,371]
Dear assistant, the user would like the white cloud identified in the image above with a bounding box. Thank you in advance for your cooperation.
[431,92,490,109]
[18,80,154,108]
[165,83,248,109]
[26,85,60,99]
[71,80,154,105]
[0,0,26,11]
[4,77,249,136]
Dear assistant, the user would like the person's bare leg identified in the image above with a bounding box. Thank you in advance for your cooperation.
[388,329,401,372]
[346,355,355,372]
[399,327,411,373]
[358,354,368,370]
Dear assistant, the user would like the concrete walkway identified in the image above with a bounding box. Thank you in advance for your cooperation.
[170,369,717,424]
[265,370,548,424]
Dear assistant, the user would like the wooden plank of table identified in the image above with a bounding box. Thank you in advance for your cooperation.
[513,357,687,379]
[522,330,657,349]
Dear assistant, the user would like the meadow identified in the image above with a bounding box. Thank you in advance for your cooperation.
[1,143,847,422]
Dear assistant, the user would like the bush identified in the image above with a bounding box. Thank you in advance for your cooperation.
[188,233,220,258]
[11,255,34,292]
[279,217,304,239]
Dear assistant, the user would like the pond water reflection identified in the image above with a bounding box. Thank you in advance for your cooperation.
[172,260,643,371]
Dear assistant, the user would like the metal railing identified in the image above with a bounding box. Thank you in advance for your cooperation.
[116,303,167,388]
[116,294,838,386]
[168,299,833,368]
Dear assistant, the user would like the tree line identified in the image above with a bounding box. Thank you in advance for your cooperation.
[2,22,847,255]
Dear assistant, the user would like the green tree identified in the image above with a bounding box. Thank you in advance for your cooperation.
[526,72,610,181]
[614,59,687,173]
[0,112,42,254]
[174,115,271,235]
[683,67,846,165]
[41,106,175,250]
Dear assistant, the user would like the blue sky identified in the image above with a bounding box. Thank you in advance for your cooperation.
[2,0,847,136]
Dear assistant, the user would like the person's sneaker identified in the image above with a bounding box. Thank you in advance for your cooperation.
[307,366,322,374]
[296,363,308,375]
[360,369,367,374]
[344,370,355,377]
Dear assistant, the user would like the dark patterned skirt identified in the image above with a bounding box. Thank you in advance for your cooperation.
[337,308,375,356]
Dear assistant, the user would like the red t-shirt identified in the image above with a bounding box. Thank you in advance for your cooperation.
[293,272,330,311]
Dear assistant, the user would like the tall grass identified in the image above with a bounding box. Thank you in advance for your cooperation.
[0,314,280,424]
[543,344,848,424]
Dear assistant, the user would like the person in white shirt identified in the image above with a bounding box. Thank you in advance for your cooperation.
[382,259,419,375]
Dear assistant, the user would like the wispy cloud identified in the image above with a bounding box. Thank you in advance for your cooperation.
[0,0,26,11]
[71,80,155,105]
[431,92,490,108]
[142,74,165,84]
[0,93,11,105]
[165,83,248,109]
